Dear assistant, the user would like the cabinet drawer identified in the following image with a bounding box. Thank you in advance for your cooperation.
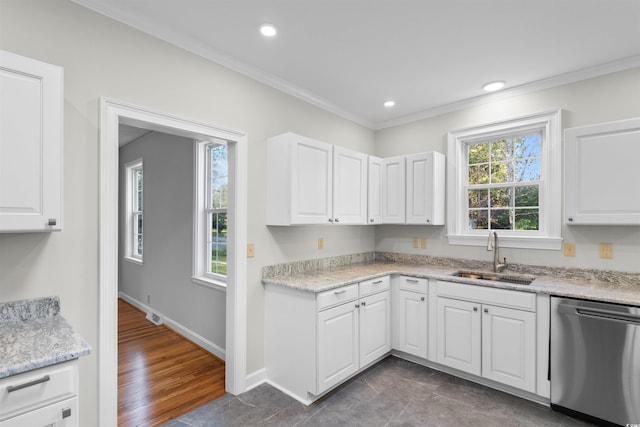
[0,396,77,427]
[397,276,428,293]
[359,276,390,297]
[437,281,536,312]
[317,284,358,311]
[0,363,77,420]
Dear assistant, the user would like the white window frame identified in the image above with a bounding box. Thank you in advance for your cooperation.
[447,110,562,250]
[193,139,228,291]
[124,158,144,264]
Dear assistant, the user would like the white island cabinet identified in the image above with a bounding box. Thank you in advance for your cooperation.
[265,276,391,404]
[0,50,63,232]
[0,361,79,426]
[564,117,640,225]
[266,132,367,225]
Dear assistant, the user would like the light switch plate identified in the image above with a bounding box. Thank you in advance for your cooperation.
[318,237,324,250]
[247,243,255,258]
[421,238,427,249]
[412,237,419,248]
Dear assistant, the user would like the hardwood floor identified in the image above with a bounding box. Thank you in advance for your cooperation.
[118,299,226,426]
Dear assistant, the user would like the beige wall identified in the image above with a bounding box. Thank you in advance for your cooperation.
[375,68,640,272]
[0,1,375,425]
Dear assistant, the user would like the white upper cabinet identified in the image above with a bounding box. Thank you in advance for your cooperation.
[0,50,63,232]
[406,152,445,225]
[332,146,368,224]
[267,133,333,225]
[381,156,406,223]
[367,156,383,224]
[565,118,640,225]
[266,132,367,225]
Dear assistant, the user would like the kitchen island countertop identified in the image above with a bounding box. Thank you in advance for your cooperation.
[0,296,91,379]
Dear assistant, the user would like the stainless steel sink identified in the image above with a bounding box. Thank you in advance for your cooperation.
[452,270,535,285]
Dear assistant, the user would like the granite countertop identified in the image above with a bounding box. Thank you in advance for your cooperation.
[262,252,640,307]
[0,296,92,379]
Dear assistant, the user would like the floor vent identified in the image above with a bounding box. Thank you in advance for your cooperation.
[146,310,164,326]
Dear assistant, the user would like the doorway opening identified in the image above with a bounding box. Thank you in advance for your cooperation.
[98,98,247,426]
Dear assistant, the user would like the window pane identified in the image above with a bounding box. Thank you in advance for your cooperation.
[208,211,227,275]
[515,208,539,230]
[468,164,489,185]
[490,209,512,229]
[469,210,488,229]
[491,140,509,162]
[515,185,539,207]
[490,187,512,208]
[513,134,541,158]
[514,159,540,181]
[468,189,488,208]
[468,142,489,164]
[490,161,510,184]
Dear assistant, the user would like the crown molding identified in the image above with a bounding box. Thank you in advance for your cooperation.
[375,55,640,130]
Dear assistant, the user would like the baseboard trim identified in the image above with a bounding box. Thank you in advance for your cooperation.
[245,368,266,392]
[118,292,226,361]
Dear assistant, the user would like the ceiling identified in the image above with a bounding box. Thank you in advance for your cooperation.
[73,0,640,130]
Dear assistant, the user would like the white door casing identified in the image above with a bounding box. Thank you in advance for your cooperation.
[98,97,247,426]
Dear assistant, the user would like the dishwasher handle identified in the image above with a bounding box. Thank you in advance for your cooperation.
[576,308,640,325]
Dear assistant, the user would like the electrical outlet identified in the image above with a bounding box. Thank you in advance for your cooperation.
[412,237,419,248]
[421,238,427,249]
[146,295,151,304]
[564,242,575,257]
[600,243,613,259]
[318,237,324,250]
[247,243,255,258]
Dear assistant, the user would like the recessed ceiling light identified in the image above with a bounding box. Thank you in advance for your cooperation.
[260,24,277,37]
[384,100,395,108]
[482,81,505,92]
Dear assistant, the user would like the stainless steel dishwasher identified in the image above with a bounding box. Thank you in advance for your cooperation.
[551,296,640,426]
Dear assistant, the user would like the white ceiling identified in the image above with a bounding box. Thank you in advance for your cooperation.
[74,0,640,130]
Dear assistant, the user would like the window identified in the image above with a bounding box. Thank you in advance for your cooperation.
[125,158,143,263]
[207,144,228,277]
[193,139,228,288]
[447,110,562,250]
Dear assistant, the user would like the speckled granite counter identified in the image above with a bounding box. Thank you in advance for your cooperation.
[0,296,91,379]
[262,252,640,307]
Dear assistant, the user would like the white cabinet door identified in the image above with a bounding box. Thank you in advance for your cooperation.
[436,297,481,375]
[0,50,62,232]
[317,301,359,393]
[367,156,383,224]
[565,118,640,225]
[381,156,405,223]
[333,146,367,224]
[266,133,333,225]
[481,304,536,392]
[405,152,445,225]
[395,289,427,359]
[359,290,391,367]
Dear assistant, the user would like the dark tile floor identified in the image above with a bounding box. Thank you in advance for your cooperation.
[161,356,594,427]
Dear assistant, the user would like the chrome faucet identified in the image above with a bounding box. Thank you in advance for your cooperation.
[487,231,507,273]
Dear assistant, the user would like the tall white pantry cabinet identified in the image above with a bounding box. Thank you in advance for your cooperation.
[0,50,63,232]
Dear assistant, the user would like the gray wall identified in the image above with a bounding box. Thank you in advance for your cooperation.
[375,68,640,272]
[118,131,226,352]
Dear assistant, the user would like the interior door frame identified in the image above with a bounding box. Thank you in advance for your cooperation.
[98,97,247,426]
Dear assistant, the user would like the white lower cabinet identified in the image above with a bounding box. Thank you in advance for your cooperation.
[435,281,537,393]
[265,276,391,404]
[318,281,391,393]
[317,300,359,392]
[394,276,428,359]
[0,361,79,426]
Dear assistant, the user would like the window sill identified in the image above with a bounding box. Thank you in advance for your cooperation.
[192,276,227,292]
[447,234,563,250]
[123,256,143,266]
